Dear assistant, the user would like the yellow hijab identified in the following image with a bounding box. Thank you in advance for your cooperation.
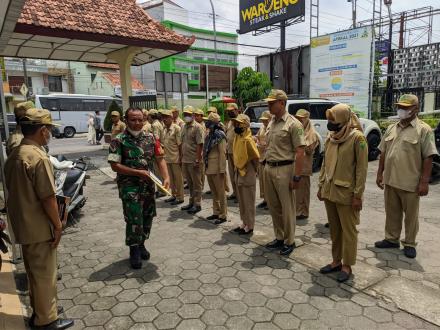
[324,104,363,181]
[233,127,260,176]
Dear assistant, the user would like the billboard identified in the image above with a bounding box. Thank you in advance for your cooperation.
[310,27,373,117]
[239,0,305,34]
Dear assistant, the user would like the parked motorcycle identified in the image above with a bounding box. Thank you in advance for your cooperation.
[50,155,88,226]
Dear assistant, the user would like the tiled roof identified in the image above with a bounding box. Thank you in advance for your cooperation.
[16,0,194,50]
[88,63,119,70]
[102,72,145,90]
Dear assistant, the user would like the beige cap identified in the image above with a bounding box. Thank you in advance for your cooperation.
[21,108,60,126]
[170,106,179,113]
[148,109,158,115]
[14,101,34,118]
[183,105,194,115]
[111,111,120,117]
[226,103,238,111]
[207,106,218,114]
[295,109,310,118]
[232,114,250,127]
[207,112,221,123]
[194,108,205,115]
[395,94,419,107]
[264,89,288,102]
[259,110,271,121]
[142,109,149,116]
[161,109,173,117]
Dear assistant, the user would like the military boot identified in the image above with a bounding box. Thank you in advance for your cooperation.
[139,242,151,260]
[129,246,142,269]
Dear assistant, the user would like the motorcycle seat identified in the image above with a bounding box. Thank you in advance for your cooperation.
[64,168,83,186]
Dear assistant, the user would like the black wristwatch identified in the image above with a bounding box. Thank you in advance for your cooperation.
[293,176,302,182]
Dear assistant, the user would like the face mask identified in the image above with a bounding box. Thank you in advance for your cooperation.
[127,127,142,137]
[234,127,244,135]
[205,121,215,129]
[42,126,52,145]
[327,121,342,132]
[397,109,411,120]
[184,116,193,123]
[228,112,237,119]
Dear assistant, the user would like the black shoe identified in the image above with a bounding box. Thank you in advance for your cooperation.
[165,196,176,203]
[32,318,74,330]
[206,215,219,221]
[403,246,417,259]
[129,246,142,269]
[155,191,166,199]
[233,198,238,203]
[30,307,64,327]
[257,201,267,209]
[181,204,193,211]
[171,199,184,206]
[233,227,243,233]
[296,215,308,220]
[239,229,253,236]
[184,184,189,189]
[337,270,352,283]
[187,206,201,215]
[266,239,284,250]
[57,273,62,281]
[319,264,342,274]
[139,243,150,261]
[375,240,400,249]
[214,218,227,225]
[205,190,212,195]
[280,244,295,256]
[227,194,236,201]
[324,223,330,228]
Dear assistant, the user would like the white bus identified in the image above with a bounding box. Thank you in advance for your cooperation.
[35,94,123,138]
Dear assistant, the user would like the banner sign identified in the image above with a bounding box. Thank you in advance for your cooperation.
[239,0,305,34]
[310,27,373,117]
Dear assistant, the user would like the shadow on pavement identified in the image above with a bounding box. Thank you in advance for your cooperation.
[89,259,159,283]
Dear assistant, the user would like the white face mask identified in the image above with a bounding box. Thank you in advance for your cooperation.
[397,109,411,120]
[127,127,142,137]
[184,116,193,123]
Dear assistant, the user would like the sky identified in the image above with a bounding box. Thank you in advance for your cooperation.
[153,0,440,69]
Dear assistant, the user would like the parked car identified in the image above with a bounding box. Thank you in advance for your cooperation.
[244,98,382,172]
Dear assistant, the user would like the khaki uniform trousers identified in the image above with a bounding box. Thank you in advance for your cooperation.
[227,154,237,197]
[201,162,206,191]
[324,200,359,266]
[236,173,256,229]
[264,164,296,245]
[258,162,265,199]
[384,185,420,247]
[296,176,311,217]
[167,163,184,201]
[182,163,202,206]
[22,241,57,326]
[207,173,227,219]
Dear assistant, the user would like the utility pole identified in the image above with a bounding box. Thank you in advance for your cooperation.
[348,0,357,28]
[22,58,29,100]
[209,0,218,64]
[399,13,405,48]
[384,0,393,110]
[280,20,286,51]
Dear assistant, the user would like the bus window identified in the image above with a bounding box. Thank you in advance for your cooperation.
[59,98,83,111]
[39,97,61,120]
[83,100,105,112]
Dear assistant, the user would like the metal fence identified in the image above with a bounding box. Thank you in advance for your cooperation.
[128,95,157,110]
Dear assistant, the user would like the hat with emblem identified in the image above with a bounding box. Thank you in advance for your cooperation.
[170,106,179,113]
[14,101,34,118]
[183,105,194,115]
[259,110,272,121]
[395,94,419,107]
[20,108,60,126]
[232,114,250,128]
[295,109,310,118]
[264,89,288,102]
[148,109,158,115]
[194,108,205,115]
[207,106,218,114]
[161,109,173,117]
[207,112,221,123]
[111,111,120,117]
[226,103,238,111]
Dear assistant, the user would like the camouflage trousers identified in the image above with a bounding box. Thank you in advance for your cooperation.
[118,183,156,246]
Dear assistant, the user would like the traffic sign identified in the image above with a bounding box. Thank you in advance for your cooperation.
[20,84,28,97]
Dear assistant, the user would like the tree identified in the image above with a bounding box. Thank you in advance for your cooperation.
[104,100,123,131]
[233,67,272,109]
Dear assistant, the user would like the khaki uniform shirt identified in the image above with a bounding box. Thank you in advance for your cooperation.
[226,121,235,155]
[181,121,204,164]
[6,127,24,156]
[111,120,126,139]
[256,125,268,164]
[163,123,182,164]
[206,139,227,175]
[152,120,164,142]
[319,130,369,205]
[379,118,438,192]
[143,122,152,134]
[265,112,306,162]
[4,139,56,244]
[174,117,185,128]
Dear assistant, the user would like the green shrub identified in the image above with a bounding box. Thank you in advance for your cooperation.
[103,100,123,132]
[376,117,440,133]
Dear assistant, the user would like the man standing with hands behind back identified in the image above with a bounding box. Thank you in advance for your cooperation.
[375,94,438,259]
[5,108,74,329]
[263,90,306,256]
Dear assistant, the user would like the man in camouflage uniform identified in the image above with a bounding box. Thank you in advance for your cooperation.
[109,108,170,269]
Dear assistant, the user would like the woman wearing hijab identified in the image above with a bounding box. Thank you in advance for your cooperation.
[317,104,368,282]
[203,113,228,225]
[87,113,96,145]
[294,109,320,220]
[232,114,260,235]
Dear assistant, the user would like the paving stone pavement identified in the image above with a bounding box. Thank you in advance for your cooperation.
[13,157,440,329]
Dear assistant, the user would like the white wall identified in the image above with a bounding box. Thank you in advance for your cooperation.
[163,2,188,25]
[30,76,44,94]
